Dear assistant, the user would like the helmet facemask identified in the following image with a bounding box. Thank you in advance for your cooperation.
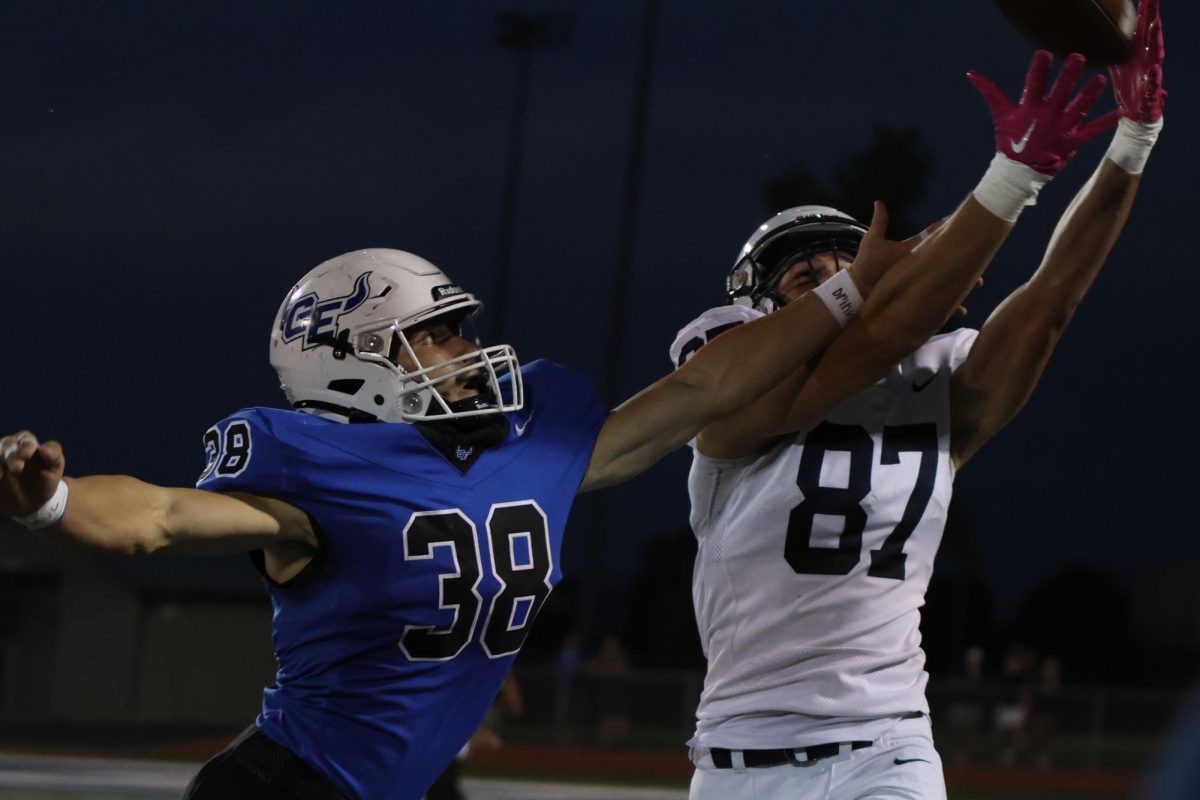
[350,315,524,421]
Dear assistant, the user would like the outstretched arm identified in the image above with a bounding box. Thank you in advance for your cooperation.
[697,196,1005,457]
[698,50,1119,457]
[580,50,1121,488]
[950,0,1165,469]
[579,202,911,492]
[1,432,315,555]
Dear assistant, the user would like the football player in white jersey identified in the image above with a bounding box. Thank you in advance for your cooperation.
[674,6,1166,798]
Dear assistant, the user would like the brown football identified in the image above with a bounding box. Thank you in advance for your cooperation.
[993,0,1137,66]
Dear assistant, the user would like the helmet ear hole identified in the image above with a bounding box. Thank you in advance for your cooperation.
[328,379,366,396]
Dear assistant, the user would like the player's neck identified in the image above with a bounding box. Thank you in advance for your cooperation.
[414,415,510,474]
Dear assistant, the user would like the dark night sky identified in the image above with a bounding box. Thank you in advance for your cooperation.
[2,1,1197,623]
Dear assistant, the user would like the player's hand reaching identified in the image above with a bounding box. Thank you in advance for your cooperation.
[968,51,1119,176]
[1110,0,1165,123]
[846,201,944,297]
[0,432,65,520]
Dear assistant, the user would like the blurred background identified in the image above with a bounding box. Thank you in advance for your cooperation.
[1,1,1197,797]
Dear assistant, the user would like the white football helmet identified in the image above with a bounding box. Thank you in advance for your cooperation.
[269,249,523,423]
[727,205,866,313]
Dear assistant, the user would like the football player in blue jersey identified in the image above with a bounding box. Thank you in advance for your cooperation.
[4,185,1026,797]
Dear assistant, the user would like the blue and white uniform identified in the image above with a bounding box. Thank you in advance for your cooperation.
[197,360,607,800]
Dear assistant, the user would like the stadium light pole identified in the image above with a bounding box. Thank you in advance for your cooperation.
[579,0,663,644]
[491,12,573,341]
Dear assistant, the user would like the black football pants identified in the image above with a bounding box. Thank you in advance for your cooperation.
[180,724,349,800]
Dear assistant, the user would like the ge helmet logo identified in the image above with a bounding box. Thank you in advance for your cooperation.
[281,273,372,349]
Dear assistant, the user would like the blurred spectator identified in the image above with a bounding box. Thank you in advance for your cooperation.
[995,643,1037,766]
[584,633,631,748]
[1027,655,1063,768]
[553,632,584,740]
[943,645,988,766]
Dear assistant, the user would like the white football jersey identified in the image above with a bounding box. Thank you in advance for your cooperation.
[671,306,977,748]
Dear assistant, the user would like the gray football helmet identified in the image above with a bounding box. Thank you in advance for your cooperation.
[269,249,523,423]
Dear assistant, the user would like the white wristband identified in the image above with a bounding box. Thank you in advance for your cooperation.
[13,481,69,530]
[1106,117,1162,175]
[972,153,1052,222]
[812,269,863,328]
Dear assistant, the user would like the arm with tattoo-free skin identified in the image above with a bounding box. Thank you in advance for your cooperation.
[579,201,909,491]
[0,434,317,562]
[950,0,1165,469]
[697,50,1119,458]
[0,193,908,546]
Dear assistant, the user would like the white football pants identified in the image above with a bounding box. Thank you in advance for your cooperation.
[689,715,945,800]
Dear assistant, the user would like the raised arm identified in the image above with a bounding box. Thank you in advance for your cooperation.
[579,202,912,492]
[697,51,1120,456]
[0,431,314,556]
[697,196,1006,457]
[950,0,1165,469]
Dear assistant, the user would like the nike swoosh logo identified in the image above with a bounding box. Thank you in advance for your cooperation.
[911,374,937,392]
[1010,119,1037,154]
[515,413,533,437]
[894,757,931,765]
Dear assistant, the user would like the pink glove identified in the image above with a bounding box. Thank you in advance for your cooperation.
[1111,0,1166,123]
[968,51,1120,176]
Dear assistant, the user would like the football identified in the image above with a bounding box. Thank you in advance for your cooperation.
[993,0,1137,66]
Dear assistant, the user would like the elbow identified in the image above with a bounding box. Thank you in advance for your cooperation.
[671,360,735,423]
[80,522,168,557]
[1023,275,1082,331]
[59,475,174,556]
[121,529,169,556]
[112,494,174,556]
[134,494,176,555]
[1028,296,1076,334]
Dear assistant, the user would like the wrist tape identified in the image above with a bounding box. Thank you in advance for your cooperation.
[1106,117,1163,175]
[813,269,863,328]
[13,481,69,530]
[972,153,1052,222]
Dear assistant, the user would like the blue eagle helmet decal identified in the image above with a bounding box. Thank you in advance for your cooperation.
[280,272,373,350]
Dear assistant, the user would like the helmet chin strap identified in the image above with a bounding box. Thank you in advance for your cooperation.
[293,400,381,424]
[420,369,498,417]
[428,386,498,417]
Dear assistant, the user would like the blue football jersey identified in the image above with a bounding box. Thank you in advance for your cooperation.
[195,360,607,800]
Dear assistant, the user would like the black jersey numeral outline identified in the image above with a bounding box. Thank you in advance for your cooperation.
[784,423,873,576]
[399,510,484,661]
[784,421,938,581]
[868,423,939,579]
[481,501,554,657]
[199,420,254,481]
[399,500,553,662]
